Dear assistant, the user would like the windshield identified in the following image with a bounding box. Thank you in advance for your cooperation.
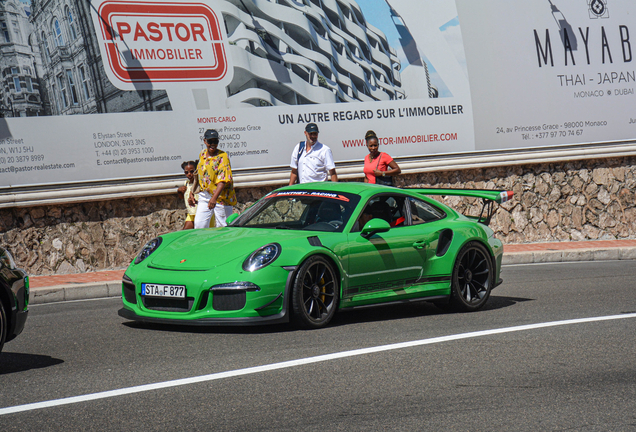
[230,190,361,232]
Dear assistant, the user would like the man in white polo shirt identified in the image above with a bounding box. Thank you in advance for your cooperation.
[289,123,338,185]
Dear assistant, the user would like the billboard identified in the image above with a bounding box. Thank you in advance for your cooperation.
[456,0,636,150]
[0,0,634,191]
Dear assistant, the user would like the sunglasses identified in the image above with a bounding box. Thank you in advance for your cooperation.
[206,139,219,144]
[184,169,195,174]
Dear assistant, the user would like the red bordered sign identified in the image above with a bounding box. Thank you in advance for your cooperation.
[96,1,228,83]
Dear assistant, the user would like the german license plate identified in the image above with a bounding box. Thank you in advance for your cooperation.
[141,283,186,299]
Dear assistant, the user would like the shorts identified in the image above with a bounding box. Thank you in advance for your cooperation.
[186,213,196,222]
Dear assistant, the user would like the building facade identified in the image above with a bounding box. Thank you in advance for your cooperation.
[0,0,43,117]
[8,0,437,114]
[29,0,171,115]
[221,0,435,108]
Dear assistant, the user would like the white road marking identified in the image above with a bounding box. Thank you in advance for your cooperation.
[1,313,635,415]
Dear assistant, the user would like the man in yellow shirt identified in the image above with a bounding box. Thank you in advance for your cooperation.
[194,129,238,228]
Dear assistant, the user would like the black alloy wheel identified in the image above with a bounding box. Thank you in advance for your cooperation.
[291,256,339,329]
[449,242,493,311]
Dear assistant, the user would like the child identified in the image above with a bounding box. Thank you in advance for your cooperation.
[177,161,206,229]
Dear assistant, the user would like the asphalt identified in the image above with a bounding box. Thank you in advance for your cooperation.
[27,239,636,305]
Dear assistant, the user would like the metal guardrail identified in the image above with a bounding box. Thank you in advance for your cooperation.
[1,141,636,208]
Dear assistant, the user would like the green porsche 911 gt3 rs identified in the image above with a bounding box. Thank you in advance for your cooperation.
[119,182,512,328]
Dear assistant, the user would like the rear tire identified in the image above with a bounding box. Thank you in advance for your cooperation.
[449,242,493,312]
[291,256,339,329]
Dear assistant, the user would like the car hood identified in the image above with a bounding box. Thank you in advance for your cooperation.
[149,228,309,271]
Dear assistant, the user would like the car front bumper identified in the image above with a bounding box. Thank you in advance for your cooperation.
[119,263,295,326]
[118,307,288,326]
[7,309,28,342]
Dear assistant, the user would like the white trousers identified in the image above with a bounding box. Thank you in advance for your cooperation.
[194,190,234,228]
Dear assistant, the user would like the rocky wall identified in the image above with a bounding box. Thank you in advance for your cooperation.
[2,156,635,276]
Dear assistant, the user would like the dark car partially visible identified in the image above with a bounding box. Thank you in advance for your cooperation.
[0,247,29,353]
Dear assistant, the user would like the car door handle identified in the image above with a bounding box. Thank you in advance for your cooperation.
[412,240,427,250]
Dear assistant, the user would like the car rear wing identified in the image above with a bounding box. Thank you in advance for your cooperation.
[409,188,514,226]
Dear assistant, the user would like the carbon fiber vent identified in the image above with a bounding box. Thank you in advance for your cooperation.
[308,236,322,247]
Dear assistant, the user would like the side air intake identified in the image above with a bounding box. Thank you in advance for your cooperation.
[436,229,453,257]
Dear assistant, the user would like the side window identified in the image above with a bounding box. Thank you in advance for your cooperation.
[53,19,64,47]
[12,20,22,44]
[67,69,79,105]
[67,7,78,40]
[57,74,69,107]
[1,21,10,43]
[354,195,406,231]
[42,32,51,61]
[408,197,445,224]
[79,65,90,99]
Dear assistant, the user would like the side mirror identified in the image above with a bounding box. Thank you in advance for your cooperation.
[226,213,239,225]
[360,218,390,238]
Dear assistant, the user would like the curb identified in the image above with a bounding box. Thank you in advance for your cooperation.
[30,281,122,305]
[502,247,636,265]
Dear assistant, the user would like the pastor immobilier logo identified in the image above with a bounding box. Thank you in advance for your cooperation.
[94,1,229,84]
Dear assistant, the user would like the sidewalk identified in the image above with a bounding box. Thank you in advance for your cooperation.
[28,239,636,305]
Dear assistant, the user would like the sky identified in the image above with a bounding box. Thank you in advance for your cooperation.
[439,16,467,79]
[354,0,456,97]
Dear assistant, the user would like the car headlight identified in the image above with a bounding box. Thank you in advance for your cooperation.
[134,237,163,264]
[242,243,281,272]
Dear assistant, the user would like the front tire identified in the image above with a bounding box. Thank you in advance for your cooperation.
[291,256,339,329]
[449,242,493,311]
[0,299,7,353]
